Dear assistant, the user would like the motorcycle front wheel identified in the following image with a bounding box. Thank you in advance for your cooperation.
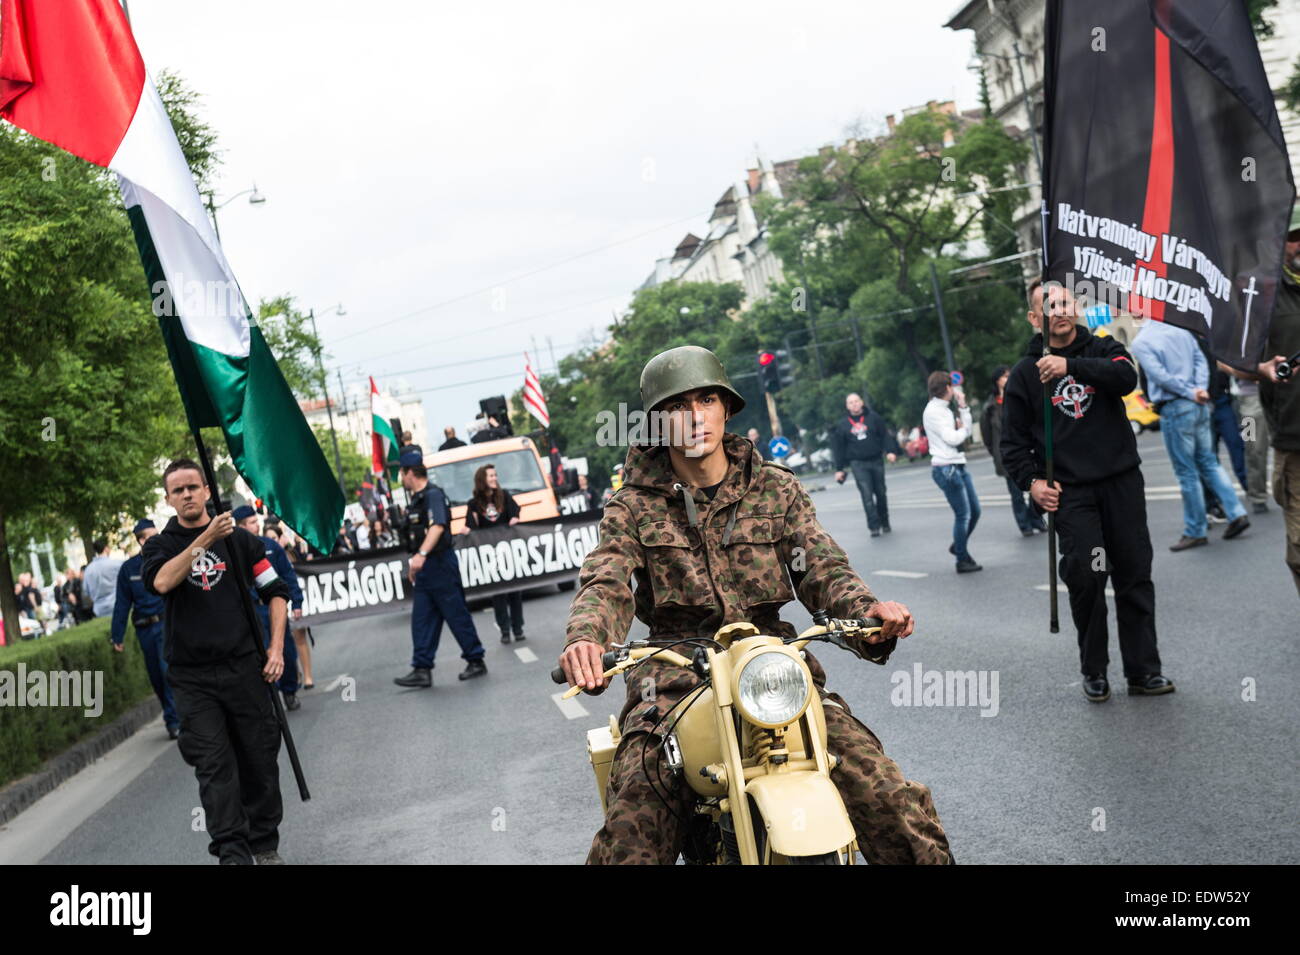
[789,852,844,865]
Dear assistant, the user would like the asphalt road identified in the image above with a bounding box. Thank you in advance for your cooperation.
[9,432,1298,864]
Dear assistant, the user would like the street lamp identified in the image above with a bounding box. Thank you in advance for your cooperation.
[308,304,348,495]
[203,184,267,240]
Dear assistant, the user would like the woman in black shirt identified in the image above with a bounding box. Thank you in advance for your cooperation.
[462,463,525,643]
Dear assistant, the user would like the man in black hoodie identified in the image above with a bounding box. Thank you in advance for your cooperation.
[142,459,292,865]
[831,393,901,536]
[1001,282,1173,703]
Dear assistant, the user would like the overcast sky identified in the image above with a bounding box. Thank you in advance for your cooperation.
[128,0,980,431]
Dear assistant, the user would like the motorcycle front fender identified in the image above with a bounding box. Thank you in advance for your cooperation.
[745,772,855,858]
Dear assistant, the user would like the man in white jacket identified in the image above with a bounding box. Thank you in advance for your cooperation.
[923,371,982,572]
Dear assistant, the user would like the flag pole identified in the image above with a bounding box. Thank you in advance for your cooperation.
[193,431,311,800]
[1042,321,1060,634]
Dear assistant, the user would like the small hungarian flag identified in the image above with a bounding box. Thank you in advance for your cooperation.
[1042,0,1295,370]
[523,354,549,428]
[370,377,400,477]
[0,0,345,553]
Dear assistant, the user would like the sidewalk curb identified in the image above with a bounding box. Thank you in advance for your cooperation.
[0,697,161,827]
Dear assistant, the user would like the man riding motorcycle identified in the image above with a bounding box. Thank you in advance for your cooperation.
[559,345,953,864]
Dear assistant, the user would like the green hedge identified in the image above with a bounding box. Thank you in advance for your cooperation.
[0,617,155,788]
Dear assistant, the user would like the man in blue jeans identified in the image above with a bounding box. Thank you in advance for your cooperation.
[1131,320,1251,551]
[111,519,181,739]
[923,371,982,572]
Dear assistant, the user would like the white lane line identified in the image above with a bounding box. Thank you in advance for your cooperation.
[551,691,589,720]
[874,570,929,579]
[320,673,349,693]
[514,647,538,663]
[1035,584,1115,596]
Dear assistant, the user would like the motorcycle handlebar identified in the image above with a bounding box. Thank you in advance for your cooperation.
[549,618,887,685]
[550,650,620,685]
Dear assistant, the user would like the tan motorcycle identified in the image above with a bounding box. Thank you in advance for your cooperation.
[551,611,884,865]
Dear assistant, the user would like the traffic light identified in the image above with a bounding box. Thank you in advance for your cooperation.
[775,349,794,389]
[758,349,795,393]
[758,350,780,393]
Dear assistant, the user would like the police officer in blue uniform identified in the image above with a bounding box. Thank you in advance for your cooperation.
[111,519,181,739]
[393,449,487,687]
[233,506,304,710]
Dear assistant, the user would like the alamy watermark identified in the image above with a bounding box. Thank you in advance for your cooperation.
[0,664,104,717]
[890,662,999,717]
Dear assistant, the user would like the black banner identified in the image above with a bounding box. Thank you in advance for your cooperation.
[1043,0,1294,368]
[295,511,602,625]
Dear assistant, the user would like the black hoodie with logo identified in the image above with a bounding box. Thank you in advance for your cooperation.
[141,517,291,666]
[1000,324,1141,491]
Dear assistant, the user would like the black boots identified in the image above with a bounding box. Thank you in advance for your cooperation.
[394,667,432,688]
[458,659,488,681]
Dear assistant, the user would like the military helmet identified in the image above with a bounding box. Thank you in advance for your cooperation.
[639,345,745,415]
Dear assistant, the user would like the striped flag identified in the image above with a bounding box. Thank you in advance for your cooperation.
[0,0,345,553]
[523,354,549,428]
[370,377,400,476]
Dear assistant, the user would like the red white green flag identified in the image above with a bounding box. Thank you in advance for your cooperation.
[0,0,345,552]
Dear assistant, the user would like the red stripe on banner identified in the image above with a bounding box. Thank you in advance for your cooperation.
[0,0,145,166]
[1127,26,1174,321]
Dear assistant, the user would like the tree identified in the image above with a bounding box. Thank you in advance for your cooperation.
[257,295,325,400]
[312,424,371,500]
[751,107,1029,433]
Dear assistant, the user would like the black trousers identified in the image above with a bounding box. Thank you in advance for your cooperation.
[1053,467,1161,679]
[167,652,283,863]
[492,591,524,636]
[849,458,889,530]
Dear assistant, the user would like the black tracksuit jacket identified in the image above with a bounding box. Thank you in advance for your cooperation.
[142,519,291,666]
[1000,325,1141,491]
[829,409,901,469]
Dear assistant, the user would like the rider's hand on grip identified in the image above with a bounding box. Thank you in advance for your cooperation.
[863,601,914,640]
[558,640,611,694]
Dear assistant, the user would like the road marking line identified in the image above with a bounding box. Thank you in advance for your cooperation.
[874,570,929,579]
[321,673,349,693]
[514,647,538,663]
[551,691,589,720]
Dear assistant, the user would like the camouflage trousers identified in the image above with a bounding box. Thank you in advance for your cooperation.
[586,692,954,865]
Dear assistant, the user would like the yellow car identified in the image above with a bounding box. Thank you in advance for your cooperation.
[1124,388,1161,435]
[1093,326,1160,435]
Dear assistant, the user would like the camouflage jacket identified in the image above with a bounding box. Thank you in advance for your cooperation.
[566,432,896,727]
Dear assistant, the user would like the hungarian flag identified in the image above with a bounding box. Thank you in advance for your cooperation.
[369,377,400,477]
[0,0,344,552]
[523,354,549,427]
[1042,0,1295,370]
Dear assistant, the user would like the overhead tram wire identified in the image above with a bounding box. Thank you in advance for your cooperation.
[326,290,621,371]
[327,209,709,345]
[334,338,588,387]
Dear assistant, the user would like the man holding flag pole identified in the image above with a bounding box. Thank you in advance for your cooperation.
[0,0,343,849]
[1002,0,1296,698]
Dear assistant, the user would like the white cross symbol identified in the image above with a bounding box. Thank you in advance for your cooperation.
[1241,275,1259,354]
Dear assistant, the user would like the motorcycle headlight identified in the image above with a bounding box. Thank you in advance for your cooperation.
[735,651,811,728]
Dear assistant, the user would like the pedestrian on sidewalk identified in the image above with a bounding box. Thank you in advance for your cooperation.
[982,364,1046,538]
[832,392,901,537]
[461,463,526,643]
[1131,319,1250,551]
[142,459,292,865]
[234,506,304,711]
[110,519,181,739]
[1002,281,1172,702]
[924,372,981,572]
[82,538,123,619]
